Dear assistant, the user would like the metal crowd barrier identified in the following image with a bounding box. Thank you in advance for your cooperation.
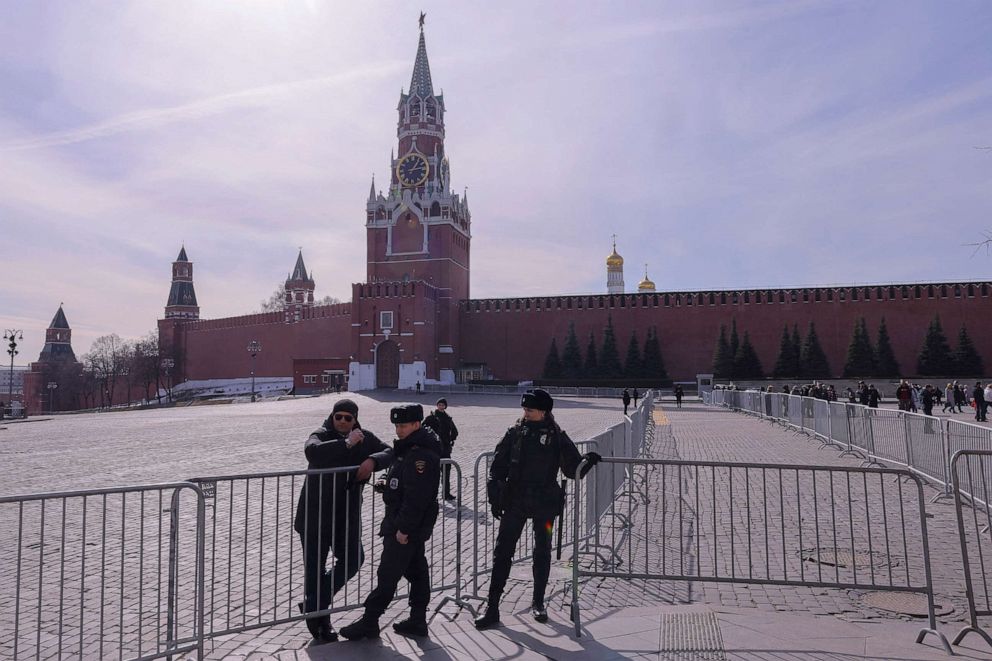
[423,384,646,399]
[0,483,206,660]
[569,457,952,654]
[951,450,992,650]
[704,390,992,502]
[168,460,469,644]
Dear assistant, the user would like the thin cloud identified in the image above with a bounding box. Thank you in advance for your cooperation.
[0,61,406,153]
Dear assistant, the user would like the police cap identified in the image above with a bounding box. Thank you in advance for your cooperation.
[521,388,553,412]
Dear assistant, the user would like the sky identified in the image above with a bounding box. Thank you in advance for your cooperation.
[1,0,990,363]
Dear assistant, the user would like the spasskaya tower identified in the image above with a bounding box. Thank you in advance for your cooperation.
[363,15,471,382]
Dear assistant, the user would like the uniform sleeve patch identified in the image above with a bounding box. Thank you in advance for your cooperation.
[415,460,427,474]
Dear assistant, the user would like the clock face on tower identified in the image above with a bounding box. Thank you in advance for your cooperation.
[396,153,429,187]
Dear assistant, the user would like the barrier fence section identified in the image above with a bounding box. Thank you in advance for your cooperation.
[569,457,951,654]
[704,389,992,502]
[424,384,642,399]
[0,483,205,661]
[951,450,992,649]
[169,460,470,642]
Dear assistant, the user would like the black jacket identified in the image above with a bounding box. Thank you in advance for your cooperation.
[379,427,442,542]
[489,418,583,519]
[423,409,458,457]
[294,418,392,536]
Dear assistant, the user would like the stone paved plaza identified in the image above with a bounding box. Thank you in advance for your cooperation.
[2,394,991,659]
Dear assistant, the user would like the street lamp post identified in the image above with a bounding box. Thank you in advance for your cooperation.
[47,381,58,414]
[4,329,23,417]
[161,358,175,404]
[247,341,261,402]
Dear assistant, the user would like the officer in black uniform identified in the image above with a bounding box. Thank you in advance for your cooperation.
[423,398,459,500]
[294,399,392,643]
[340,403,442,640]
[475,389,601,629]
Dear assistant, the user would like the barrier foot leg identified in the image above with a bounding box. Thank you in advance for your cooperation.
[928,491,955,504]
[916,628,954,656]
[430,595,479,623]
[952,625,992,649]
[839,450,864,459]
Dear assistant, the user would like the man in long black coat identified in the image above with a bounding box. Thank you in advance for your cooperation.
[423,398,459,500]
[294,399,392,643]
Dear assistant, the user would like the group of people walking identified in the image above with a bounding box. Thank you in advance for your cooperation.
[294,390,601,643]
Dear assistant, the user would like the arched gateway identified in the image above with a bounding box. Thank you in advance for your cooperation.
[375,340,400,389]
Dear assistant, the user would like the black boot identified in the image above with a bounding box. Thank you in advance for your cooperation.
[340,615,381,640]
[531,601,548,623]
[299,602,338,643]
[474,606,501,630]
[392,612,429,637]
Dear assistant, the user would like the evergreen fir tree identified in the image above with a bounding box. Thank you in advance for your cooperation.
[599,316,623,379]
[623,331,643,378]
[800,321,831,378]
[734,331,764,378]
[729,319,740,378]
[917,315,954,376]
[772,325,794,378]
[542,337,562,379]
[790,324,803,376]
[642,327,669,381]
[873,317,899,377]
[560,322,583,380]
[843,317,875,377]
[584,331,599,379]
[712,325,733,379]
[952,325,984,377]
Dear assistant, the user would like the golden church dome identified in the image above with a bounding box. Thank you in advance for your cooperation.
[638,265,656,292]
[606,237,623,269]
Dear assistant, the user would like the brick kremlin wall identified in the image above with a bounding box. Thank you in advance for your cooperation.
[181,304,352,380]
[458,282,992,382]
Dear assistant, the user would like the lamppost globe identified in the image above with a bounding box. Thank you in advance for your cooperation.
[247,341,261,402]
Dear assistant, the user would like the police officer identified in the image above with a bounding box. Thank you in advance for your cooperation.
[294,399,392,643]
[423,398,459,501]
[340,403,442,640]
[474,389,601,629]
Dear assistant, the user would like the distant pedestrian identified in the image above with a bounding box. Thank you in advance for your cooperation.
[973,382,987,422]
[423,398,459,501]
[868,385,881,408]
[895,380,912,412]
[621,389,631,415]
[943,383,955,413]
[415,380,421,394]
[921,385,934,417]
[954,383,966,413]
[674,385,684,409]
[632,388,640,407]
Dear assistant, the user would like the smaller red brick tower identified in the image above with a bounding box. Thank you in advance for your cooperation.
[284,250,316,323]
[23,305,79,414]
[159,246,199,382]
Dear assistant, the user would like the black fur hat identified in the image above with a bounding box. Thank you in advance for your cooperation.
[390,403,424,424]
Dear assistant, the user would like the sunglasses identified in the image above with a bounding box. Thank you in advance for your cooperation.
[333,413,354,422]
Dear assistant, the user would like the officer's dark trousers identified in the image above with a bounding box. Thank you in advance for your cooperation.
[298,524,364,615]
[488,507,554,607]
[362,536,430,619]
[443,463,454,495]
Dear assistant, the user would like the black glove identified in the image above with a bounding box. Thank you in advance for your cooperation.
[486,479,504,520]
[490,501,503,520]
[373,478,386,494]
[578,452,602,478]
